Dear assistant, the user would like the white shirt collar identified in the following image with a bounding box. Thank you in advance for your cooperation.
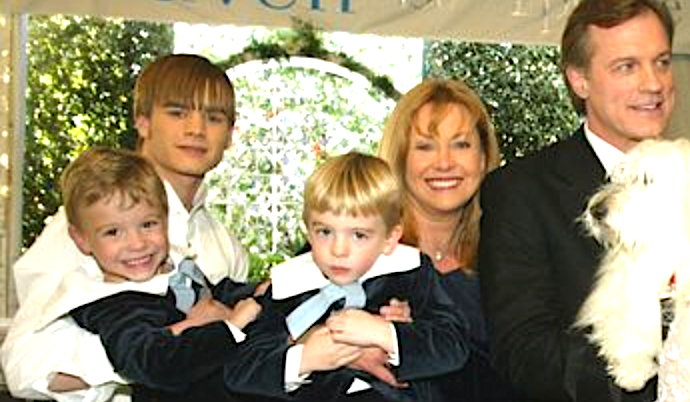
[584,122,625,175]
[165,180,209,262]
[271,244,420,300]
[37,261,171,330]
[163,180,208,217]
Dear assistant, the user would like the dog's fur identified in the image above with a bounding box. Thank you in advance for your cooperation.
[576,138,690,391]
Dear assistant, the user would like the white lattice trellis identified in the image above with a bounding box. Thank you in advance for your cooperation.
[206,57,395,278]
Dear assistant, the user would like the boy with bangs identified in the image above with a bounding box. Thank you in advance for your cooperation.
[223,151,469,402]
[2,54,249,402]
[53,146,260,401]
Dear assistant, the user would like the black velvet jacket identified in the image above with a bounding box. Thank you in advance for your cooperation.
[224,245,469,402]
[70,277,256,401]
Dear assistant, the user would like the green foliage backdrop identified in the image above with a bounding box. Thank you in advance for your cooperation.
[424,41,580,163]
[21,21,581,278]
[208,61,394,279]
[23,16,173,249]
[205,25,397,279]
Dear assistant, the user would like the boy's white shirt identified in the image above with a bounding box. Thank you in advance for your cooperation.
[1,181,248,402]
[12,262,171,402]
[36,261,170,331]
[271,244,420,393]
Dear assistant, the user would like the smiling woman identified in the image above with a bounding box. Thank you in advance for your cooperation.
[379,79,499,274]
[378,78,518,402]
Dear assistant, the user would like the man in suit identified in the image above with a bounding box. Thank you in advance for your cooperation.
[478,1,675,401]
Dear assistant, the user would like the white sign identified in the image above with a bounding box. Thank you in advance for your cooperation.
[6,0,690,53]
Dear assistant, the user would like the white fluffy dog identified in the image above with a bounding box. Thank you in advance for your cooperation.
[576,137,690,392]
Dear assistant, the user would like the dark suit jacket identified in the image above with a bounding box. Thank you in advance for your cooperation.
[224,249,469,402]
[478,128,657,402]
[70,278,257,402]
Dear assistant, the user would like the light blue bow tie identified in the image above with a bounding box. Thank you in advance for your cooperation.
[286,282,366,339]
[169,257,209,313]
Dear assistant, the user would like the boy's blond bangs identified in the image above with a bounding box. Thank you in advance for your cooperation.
[303,152,402,231]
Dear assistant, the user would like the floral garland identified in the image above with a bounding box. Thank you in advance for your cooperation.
[216,20,401,100]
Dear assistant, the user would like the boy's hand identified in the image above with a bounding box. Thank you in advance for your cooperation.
[168,296,232,335]
[299,326,362,374]
[227,297,262,329]
[348,347,409,389]
[187,296,232,323]
[327,309,393,352]
[379,298,412,323]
